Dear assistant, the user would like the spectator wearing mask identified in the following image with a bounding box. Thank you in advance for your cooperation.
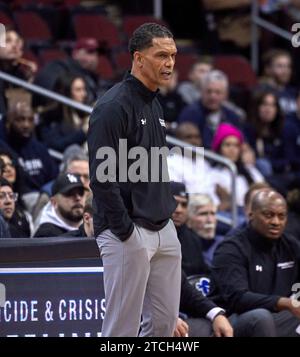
[34,173,85,238]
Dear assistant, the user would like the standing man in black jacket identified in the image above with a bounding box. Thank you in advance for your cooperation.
[88,23,181,337]
[210,189,300,336]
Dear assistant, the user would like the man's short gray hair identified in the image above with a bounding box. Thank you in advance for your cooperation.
[188,194,215,216]
[201,70,229,90]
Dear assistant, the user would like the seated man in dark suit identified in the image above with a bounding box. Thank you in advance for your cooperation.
[210,189,300,336]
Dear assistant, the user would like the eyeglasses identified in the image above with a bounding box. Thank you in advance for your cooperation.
[0,192,18,201]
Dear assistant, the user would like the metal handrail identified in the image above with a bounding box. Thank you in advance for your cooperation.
[251,0,293,72]
[0,70,238,227]
[166,135,238,227]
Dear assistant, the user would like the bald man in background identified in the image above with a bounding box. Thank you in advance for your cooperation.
[209,190,300,336]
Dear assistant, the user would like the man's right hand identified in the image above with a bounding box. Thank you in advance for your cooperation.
[277,297,300,319]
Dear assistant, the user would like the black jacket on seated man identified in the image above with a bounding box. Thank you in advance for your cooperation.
[177,224,210,276]
[209,225,300,315]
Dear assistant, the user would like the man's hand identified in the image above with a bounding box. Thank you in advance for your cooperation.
[173,317,189,337]
[212,315,233,337]
[277,297,300,319]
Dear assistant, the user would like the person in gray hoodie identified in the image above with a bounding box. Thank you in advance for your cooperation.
[34,173,85,238]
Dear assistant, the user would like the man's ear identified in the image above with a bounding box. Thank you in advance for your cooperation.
[134,51,143,68]
[248,211,253,222]
[50,196,57,208]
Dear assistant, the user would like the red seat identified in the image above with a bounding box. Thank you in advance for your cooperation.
[14,11,52,42]
[175,53,199,81]
[0,11,14,27]
[114,51,131,75]
[73,14,121,49]
[123,15,168,39]
[214,55,257,90]
[97,55,115,80]
[39,48,67,66]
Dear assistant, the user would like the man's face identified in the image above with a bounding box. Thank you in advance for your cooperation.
[172,195,188,227]
[73,48,99,73]
[177,124,202,147]
[137,37,177,91]
[52,187,85,224]
[0,30,22,61]
[270,55,291,86]
[250,200,287,240]
[0,185,16,220]
[9,103,34,139]
[189,203,217,240]
[190,63,212,87]
[201,80,227,111]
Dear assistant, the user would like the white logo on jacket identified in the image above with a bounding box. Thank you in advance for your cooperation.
[277,261,295,269]
[159,118,166,127]
[255,265,263,272]
[141,118,146,125]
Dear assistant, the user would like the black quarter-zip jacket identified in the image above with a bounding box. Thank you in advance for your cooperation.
[88,73,176,241]
[209,225,300,315]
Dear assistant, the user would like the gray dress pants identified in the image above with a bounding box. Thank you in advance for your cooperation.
[97,219,182,337]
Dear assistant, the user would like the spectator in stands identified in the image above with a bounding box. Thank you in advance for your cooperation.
[211,123,264,209]
[258,49,297,115]
[62,194,94,238]
[0,27,37,115]
[177,70,242,148]
[171,182,209,276]
[284,89,300,178]
[32,147,90,226]
[0,148,30,198]
[3,91,58,194]
[157,69,185,128]
[187,194,224,266]
[167,122,219,203]
[38,74,90,153]
[177,57,213,105]
[245,90,288,178]
[0,160,11,238]
[285,182,300,240]
[0,178,32,238]
[35,37,101,104]
[225,182,272,238]
[34,173,85,238]
[210,189,300,336]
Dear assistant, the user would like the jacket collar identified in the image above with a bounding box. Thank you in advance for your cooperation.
[247,224,280,251]
[124,72,159,101]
